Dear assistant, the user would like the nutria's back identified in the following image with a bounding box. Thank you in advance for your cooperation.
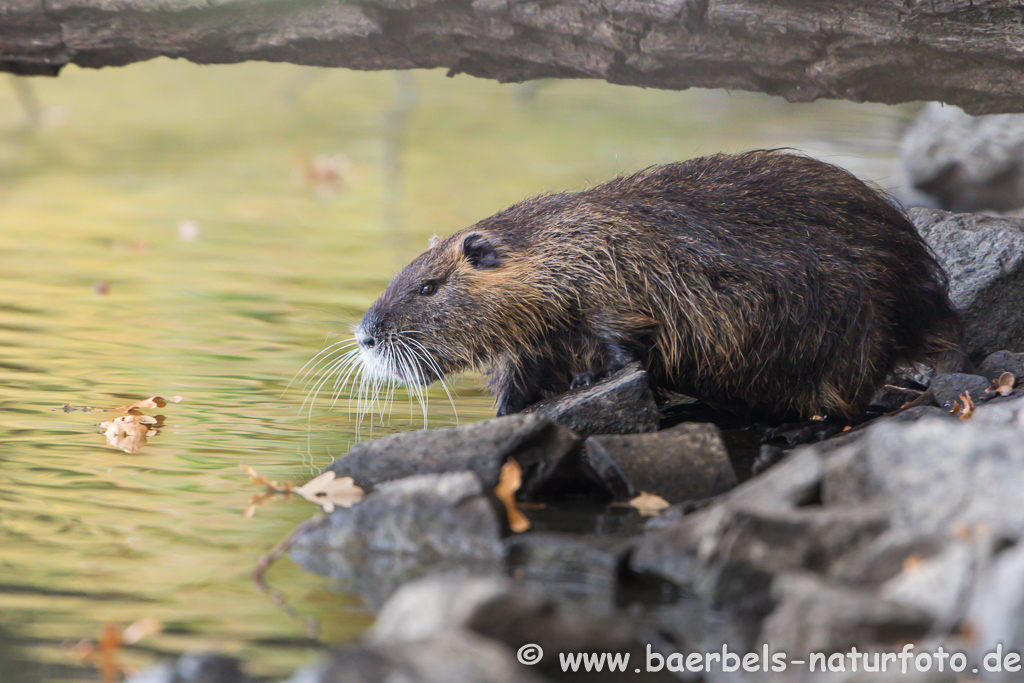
[356,150,963,420]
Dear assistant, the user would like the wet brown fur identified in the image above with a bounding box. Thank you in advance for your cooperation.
[358,150,964,420]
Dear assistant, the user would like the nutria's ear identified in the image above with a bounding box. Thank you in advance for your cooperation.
[427,234,440,249]
[462,234,501,269]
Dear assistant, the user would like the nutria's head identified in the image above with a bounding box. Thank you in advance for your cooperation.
[355,226,551,385]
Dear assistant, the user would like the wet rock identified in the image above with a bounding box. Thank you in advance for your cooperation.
[504,532,626,608]
[127,653,252,683]
[291,630,546,683]
[978,350,1024,380]
[582,422,737,503]
[323,413,583,497]
[289,472,505,603]
[910,208,1024,357]
[523,362,659,438]
[928,372,991,409]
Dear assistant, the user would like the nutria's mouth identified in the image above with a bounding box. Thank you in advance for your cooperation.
[357,337,442,386]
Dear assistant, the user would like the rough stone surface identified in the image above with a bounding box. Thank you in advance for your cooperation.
[896,103,1024,212]
[910,208,1024,356]
[324,413,581,495]
[289,472,505,604]
[978,350,1024,381]
[523,362,659,438]
[4,1,1024,114]
[631,396,1024,660]
[929,372,992,409]
[583,422,737,503]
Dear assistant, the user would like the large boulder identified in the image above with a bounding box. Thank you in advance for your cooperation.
[910,208,1024,356]
[582,423,737,503]
[524,363,660,438]
[289,472,506,606]
[323,413,586,497]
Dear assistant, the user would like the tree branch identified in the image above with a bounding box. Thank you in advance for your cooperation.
[3,0,1024,114]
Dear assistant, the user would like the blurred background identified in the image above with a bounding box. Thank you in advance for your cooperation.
[0,60,917,681]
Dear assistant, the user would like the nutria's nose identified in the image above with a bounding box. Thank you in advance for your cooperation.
[355,326,376,349]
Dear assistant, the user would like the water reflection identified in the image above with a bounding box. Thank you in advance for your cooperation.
[0,57,913,680]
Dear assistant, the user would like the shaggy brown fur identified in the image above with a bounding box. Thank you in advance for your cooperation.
[356,150,964,420]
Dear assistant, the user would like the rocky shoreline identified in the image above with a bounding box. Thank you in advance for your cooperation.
[131,208,1024,682]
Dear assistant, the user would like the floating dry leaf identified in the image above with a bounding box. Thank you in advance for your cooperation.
[293,470,364,513]
[99,414,160,454]
[241,465,363,516]
[241,464,292,518]
[629,491,671,516]
[115,395,182,413]
[494,459,530,533]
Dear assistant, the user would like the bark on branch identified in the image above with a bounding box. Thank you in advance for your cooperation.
[3,0,1024,115]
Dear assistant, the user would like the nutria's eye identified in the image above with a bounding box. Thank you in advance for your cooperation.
[419,282,436,296]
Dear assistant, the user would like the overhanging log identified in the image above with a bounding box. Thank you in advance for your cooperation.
[3,0,1024,114]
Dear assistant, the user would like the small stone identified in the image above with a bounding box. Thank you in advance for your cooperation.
[523,362,660,438]
[289,472,505,604]
[928,372,991,409]
[582,422,737,503]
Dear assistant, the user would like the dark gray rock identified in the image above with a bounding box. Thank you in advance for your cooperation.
[928,372,991,409]
[127,653,252,683]
[978,350,1024,381]
[523,363,659,438]
[323,413,582,496]
[289,472,505,603]
[909,208,1024,356]
[583,422,737,503]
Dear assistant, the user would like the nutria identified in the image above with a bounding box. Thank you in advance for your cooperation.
[353,150,963,421]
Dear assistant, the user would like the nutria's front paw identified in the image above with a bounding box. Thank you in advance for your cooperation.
[570,370,604,390]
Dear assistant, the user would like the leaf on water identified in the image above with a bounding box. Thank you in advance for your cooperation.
[240,464,292,517]
[98,415,158,454]
[114,395,183,413]
[629,491,671,517]
[293,470,364,513]
[121,616,162,645]
[494,459,530,533]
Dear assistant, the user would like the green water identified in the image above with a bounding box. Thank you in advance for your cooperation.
[0,60,911,680]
